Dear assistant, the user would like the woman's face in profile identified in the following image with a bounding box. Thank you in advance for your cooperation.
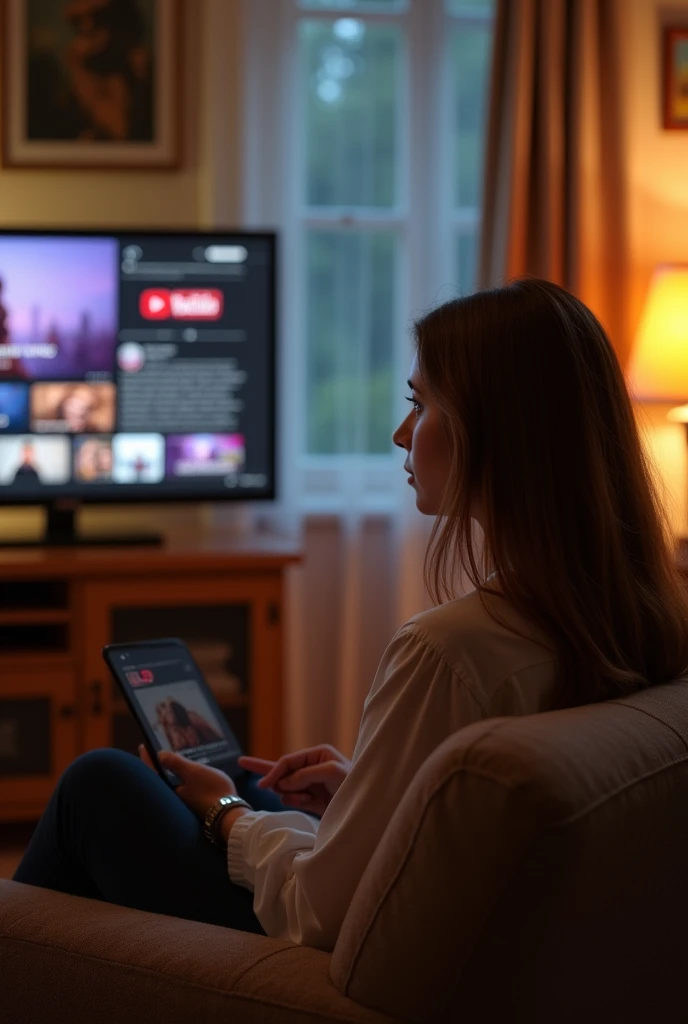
[392,355,451,516]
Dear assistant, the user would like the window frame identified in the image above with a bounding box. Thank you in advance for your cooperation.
[241,0,493,512]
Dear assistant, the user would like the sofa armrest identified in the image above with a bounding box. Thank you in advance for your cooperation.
[0,880,394,1024]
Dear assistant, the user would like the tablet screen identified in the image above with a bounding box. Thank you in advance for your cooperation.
[107,640,242,765]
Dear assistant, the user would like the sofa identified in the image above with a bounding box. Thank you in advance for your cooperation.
[2,679,688,1024]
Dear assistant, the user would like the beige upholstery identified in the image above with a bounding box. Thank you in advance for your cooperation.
[333,681,688,1023]
[2,680,688,1024]
[0,879,392,1024]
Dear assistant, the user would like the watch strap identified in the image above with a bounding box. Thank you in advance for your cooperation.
[204,795,252,847]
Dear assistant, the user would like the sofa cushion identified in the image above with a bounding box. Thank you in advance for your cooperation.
[0,879,395,1024]
[331,681,688,1024]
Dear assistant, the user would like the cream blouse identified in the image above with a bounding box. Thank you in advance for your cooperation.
[227,584,559,951]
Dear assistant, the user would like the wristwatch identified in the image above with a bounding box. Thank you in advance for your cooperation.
[203,794,252,848]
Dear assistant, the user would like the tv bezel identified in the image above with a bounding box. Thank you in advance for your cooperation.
[0,226,277,508]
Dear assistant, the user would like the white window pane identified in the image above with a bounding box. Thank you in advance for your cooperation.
[300,19,402,207]
[450,22,493,208]
[446,0,494,14]
[305,231,397,454]
[455,225,479,296]
[300,0,407,11]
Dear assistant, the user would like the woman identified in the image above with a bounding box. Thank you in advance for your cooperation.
[14,278,688,950]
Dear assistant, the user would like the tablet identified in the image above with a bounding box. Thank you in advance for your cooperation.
[103,637,244,788]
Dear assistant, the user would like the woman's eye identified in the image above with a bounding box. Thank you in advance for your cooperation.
[405,395,422,416]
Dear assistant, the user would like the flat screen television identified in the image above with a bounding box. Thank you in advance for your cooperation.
[0,229,276,545]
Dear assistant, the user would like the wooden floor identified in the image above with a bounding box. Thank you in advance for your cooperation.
[0,823,35,879]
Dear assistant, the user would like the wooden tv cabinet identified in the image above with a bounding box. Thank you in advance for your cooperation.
[0,530,301,823]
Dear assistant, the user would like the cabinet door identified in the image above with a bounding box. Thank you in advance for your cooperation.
[78,575,284,760]
[0,668,77,819]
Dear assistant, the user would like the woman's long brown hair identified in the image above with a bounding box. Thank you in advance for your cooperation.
[415,277,688,707]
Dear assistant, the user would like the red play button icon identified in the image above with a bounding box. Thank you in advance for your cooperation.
[139,289,171,319]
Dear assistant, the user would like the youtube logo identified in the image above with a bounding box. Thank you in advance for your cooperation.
[170,289,224,319]
[139,288,224,321]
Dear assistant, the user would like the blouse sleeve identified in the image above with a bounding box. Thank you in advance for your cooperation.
[226,624,485,950]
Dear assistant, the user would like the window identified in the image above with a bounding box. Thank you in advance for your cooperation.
[243,0,495,506]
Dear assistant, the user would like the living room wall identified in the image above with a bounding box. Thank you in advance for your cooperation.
[626,0,688,536]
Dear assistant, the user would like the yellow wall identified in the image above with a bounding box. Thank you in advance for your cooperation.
[626,0,688,537]
[0,0,245,538]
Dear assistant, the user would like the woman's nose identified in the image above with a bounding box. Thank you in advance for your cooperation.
[392,418,411,449]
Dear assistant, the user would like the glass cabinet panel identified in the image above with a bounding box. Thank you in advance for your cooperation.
[111,603,249,699]
[0,699,51,777]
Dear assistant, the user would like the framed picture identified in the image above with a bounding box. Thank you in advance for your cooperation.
[2,0,181,169]
[663,26,688,130]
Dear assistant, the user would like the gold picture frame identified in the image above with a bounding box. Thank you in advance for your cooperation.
[663,26,688,130]
[2,0,181,169]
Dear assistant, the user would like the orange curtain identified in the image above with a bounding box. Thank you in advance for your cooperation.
[478,0,631,365]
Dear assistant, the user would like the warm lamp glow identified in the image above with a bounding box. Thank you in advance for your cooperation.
[627,266,688,402]
[668,404,688,423]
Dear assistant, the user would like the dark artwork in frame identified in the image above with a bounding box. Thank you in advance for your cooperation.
[2,0,181,168]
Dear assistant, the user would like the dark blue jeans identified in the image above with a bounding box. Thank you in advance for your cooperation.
[12,748,286,934]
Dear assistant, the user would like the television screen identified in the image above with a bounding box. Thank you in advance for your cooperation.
[0,231,275,504]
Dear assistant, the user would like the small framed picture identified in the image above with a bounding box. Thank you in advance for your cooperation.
[663,26,688,130]
[2,0,181,169]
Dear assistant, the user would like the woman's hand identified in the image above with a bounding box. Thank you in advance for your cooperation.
[139,745,237,819]
[238,744,351,817]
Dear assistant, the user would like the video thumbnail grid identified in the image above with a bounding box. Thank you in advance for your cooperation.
[0,420,246,487]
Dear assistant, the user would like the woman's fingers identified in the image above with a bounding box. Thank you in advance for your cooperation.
[158,750,189,773]
[140,746,191,783]
[138,744,157,772]
[239,746,350,794]
[255,751,311,790]
[237,755,275,776]
[236,745,348,814]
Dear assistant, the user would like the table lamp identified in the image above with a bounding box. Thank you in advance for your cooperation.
[626,265,688,555]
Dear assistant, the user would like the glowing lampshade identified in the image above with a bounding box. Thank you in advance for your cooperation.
[627,266,688,403]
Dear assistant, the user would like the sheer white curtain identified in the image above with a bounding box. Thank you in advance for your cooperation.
[237,0,494,754]
[329,472,434,755]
